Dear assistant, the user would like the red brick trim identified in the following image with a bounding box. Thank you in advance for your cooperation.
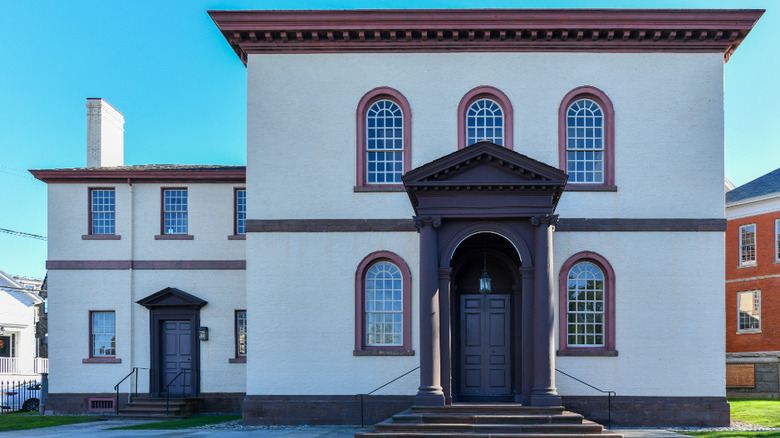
[558,86,615,188]
[558,251,616,354]
[457,86,514,150]
[356,87,412,189]
[354,251,413,354]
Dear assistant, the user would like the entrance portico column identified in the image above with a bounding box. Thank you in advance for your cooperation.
[530,214,562,406]
[414,215,445,406]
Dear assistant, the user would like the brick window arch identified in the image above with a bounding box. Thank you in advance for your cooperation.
[558,86,616,190]
[558,251,617,356]
[458,86,514,150]
[356,87,412,191]
[354,251,413,355]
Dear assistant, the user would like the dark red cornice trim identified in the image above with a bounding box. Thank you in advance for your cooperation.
[47,260,246,270]
[208,9,763,64]
[30,168,246,184]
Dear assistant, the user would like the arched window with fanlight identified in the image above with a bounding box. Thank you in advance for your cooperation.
[558,86,615,190]
[354,251,413,355]
[355,88,412,190]
[558,251,617,356]
[457,86,514,150]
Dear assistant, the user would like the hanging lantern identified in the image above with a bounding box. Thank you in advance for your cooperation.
[479,246,491,294]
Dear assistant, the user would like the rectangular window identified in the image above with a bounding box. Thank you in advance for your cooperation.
[90,189,115,234]
[740,224,756,266]
[236,310,247,356]
[737,291,761,332]
[90,311,116,357]
[776,219,780,262]
[235,189,247,235]
[163,189,188,234]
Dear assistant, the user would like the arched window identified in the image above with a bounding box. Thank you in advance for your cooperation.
[558,251,616,356]
[458,86,513,150]
[354,251,413,355]
[356,88,412,190]
[558,86,615,190]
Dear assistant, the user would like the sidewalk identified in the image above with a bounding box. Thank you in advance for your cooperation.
[0,420,695,437]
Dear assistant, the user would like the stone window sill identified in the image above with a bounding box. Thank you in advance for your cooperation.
[82,357,122,364]
[82,234,121,240]
[228,235,246,240]
[155,234,194,240]
[353,349,415,356]
[737,330,762,335]
[228,356,247,363]
[557,349,618,357]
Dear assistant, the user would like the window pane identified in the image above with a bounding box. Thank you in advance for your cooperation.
[566,261,605,347]
[466,98,504,146]
[565,98,604,183]
[740,224,756,265]
[236,310,247,355]
[738,291,760,331]
[366,100,403,184]
[163,189,188,234]
[236,189,247,235]
[91,189,116,234]
[92,311,116,357]
[365,261,403,346]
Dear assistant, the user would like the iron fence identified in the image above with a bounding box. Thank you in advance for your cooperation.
[0,378,41,414]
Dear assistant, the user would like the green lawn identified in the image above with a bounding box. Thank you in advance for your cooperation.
[108,415,241,430]
[729,399,780,428]
[687,433,780,438]
[0,413,101,431]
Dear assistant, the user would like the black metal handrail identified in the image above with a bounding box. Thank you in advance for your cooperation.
[355,366,420,427]
[555,368,616,429]
[113,367,150,415]
[163,368,197,416]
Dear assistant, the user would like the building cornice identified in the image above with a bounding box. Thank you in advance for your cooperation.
[30,166,246,184]
[208,9,763,65]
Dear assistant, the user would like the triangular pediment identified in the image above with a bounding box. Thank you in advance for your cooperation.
[404,141,567,187]
[137,287,208,309]
[402,142,568,215]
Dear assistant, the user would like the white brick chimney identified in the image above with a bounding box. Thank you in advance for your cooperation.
[86,98,124,167]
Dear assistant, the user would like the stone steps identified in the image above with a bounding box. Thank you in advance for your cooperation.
[355,405,622,438]
[115,397,200,419]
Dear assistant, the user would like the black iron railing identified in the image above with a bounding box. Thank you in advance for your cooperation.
[355,366,420,427]
[113,367,150,414]
[0,378,41,414]
[163,368,196,416]
[555,368,616,429]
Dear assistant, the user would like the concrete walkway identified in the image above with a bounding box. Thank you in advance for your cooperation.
[0,419,696,437]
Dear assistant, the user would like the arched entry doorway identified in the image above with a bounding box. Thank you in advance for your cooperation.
[450,232,521,401]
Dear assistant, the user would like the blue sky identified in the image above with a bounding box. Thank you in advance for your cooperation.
[1,0,777,279]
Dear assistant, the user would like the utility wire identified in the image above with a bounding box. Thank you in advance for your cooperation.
[0,228,47,241]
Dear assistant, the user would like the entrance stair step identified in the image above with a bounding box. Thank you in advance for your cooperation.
[355,405,622,438]
[114,397,200,419]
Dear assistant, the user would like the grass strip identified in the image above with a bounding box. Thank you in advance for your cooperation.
[108,415,241,430]
[687,432,780,438]
[730,399,780,428]
[0,414,101,431]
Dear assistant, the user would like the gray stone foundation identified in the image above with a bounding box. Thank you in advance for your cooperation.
[727,352,780,399]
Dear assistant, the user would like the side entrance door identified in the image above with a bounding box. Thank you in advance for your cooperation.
[161,320,194,397]
[459,294,512,399]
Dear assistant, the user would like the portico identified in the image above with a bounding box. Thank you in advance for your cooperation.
[403,141,568,406]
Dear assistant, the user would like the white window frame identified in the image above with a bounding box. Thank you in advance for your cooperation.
[566,98,605,184]
[775,219,780,262]
[366,99,404,185]
[739,224,757,266]
[737,290,761,333]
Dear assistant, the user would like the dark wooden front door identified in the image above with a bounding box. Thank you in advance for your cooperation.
[459,294,512,399]
[161,320,194,397]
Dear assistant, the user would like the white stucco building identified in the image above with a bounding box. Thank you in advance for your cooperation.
[0,270,43,382]
[32,9,762,427]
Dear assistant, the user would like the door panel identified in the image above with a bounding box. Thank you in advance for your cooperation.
[459,294,511,397]
[161,321,193,397]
